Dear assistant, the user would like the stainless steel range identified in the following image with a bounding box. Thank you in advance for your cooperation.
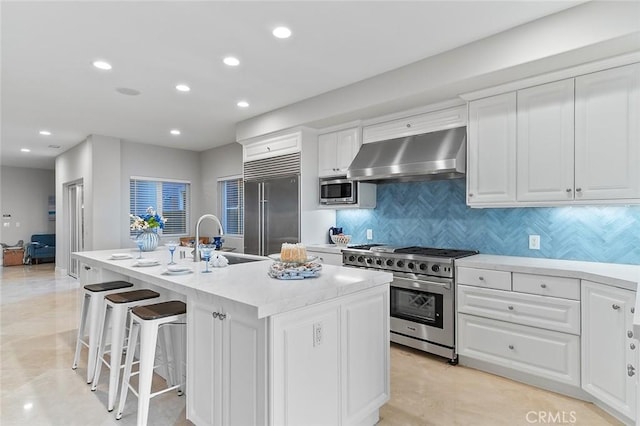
[342,244,478,364]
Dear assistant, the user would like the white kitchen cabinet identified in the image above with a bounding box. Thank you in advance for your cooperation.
[458,313,580,386]
[362,105,466,144]
[306,249,343,266]
[517,79,575,201]
[467,93,517,204]
[187,297,268,426]
[271,285,389,426]
[581,280,637,422]
[575,63,640,201]
[318,127,361,177]
[241,131,302,162]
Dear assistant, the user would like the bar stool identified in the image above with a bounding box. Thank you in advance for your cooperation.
[72,281,134,383]
[116,300,186,426]
[91,289,161,412]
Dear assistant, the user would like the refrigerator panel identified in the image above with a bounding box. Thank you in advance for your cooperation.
[263,176,300,256]
[244,180,261,255]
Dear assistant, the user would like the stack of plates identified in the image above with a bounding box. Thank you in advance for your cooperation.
[134,258,160,267]
[110,253,132,260]
[164,265,193,275]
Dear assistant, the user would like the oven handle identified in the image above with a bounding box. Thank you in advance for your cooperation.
[392,276,451,292]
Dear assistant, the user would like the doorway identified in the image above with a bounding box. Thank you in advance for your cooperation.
[66,181,84,278]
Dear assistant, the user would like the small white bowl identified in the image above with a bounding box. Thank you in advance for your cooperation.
[331,234,352,246]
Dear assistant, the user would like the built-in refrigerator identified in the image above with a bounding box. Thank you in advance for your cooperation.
[244,175,300,256]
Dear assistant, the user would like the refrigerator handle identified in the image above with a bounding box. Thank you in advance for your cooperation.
[259,183,265,256]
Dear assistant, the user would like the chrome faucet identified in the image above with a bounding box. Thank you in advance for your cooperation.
[194,214,224,262]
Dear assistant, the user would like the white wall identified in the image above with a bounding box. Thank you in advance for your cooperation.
[0,166,55,252]
[200,142,244,251]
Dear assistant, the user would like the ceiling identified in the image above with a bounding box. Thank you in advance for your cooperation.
[1,1,585,170]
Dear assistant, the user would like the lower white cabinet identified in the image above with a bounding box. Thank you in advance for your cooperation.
[582,280,638,421]
[458,314,580,386]
[307,249,343,266]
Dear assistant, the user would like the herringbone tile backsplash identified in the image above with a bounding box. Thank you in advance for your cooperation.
[336,179,640,265]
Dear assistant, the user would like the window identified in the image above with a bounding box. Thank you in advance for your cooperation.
[130,178,190,236]
[219,177,243,236]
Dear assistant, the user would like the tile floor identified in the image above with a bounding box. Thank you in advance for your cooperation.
[0,263,620,425]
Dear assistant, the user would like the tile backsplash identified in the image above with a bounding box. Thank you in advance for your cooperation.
[337,179,640,265]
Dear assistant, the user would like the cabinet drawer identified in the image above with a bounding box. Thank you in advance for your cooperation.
[513,273,580,300]
[458,285,580,334]
[457,267,511,290]
[362,106,466,144]
[306,251,343,266]
[243,132,301,162]
[458,314,580,386]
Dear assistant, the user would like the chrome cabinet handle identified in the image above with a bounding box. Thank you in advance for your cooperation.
[406,123,411,128]
[575,188,582,192]
[628,364,636,377]
[540,283,547,288]
[628,331,634,338]
[211,312,227,320]
[632,307,635,314]
[478,276,484,281]
[507,306,514,311]
[631,343,636,350]
[508,345,514,350]
[566,188,572,193]
[613,304,621,310]
[84,266,91,270]
[468,193,474,197]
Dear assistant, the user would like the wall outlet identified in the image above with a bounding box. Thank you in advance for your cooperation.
[313,322,323,347]
[366,229,373,240]
[529,234,541,250]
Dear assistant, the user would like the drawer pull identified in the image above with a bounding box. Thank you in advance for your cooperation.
[565,188,572,193]
[632,307,635,314]
[612,304,621,310]
[84,266,91,270]
[540,283,547,288]
[631,343,636,350]
[628,331,634,338]
[478,276,484,281]
[628,364,636,377]
[508,345,514,350]
[507,305,514,311]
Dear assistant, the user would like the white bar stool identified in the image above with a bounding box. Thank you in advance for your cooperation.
[116,300,186,426]
[91,289,161,412]
[72,281,134,383]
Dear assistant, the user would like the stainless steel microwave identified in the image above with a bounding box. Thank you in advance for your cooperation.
[319,178,357,205]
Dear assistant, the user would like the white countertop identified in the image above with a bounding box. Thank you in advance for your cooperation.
[72,248,392,319]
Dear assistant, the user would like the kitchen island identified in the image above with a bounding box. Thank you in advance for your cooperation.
[72,248,392,426]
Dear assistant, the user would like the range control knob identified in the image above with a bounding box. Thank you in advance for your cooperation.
[431,264,440,273]
[386,259,394,266]
[375,259,382,266]
[357,256,364,263]
[419,264,427,271]
[397,260,404,268]
[407,262,414,269]
[348,255,355,262]
[366,258,373,264]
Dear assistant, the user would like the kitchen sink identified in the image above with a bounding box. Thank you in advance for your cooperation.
[225,255,264,265]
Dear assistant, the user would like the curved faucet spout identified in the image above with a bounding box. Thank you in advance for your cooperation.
[194,214,224,262]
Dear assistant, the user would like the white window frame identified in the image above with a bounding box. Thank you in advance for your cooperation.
[218,174,244,237]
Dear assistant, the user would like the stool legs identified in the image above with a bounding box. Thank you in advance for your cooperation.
[116,316,138,421]
[137,320,159,426]
[72,292,90,370]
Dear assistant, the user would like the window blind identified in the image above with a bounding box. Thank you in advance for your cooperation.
[220,178,243,236]
[130,178,190,236]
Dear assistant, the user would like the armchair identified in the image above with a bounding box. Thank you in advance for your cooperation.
[26,234,56,264]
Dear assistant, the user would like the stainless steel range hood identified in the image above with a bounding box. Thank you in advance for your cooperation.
[347,126,467,183]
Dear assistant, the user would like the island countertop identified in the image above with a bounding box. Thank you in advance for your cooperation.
[72,248,392,318]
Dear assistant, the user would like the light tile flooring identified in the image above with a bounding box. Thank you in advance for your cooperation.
[1,264,620,425]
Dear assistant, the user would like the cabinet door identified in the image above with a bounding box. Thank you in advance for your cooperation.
[318,132,339,177]
[582,280,637,420]
[575,64,640,200]
[467,93,517,204]
[335,128,360,174]
[517,79,575,201]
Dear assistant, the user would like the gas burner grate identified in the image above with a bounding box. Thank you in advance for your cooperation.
[393,247,479,258]
[347,244,385,250]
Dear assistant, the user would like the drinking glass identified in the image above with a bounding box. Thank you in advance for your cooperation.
[166,240,178,265]
[136,239,144,259]
[200,245,213,273]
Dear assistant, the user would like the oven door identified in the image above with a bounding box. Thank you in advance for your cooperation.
[390,275,454,348]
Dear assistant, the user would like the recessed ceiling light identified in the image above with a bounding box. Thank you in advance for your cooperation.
[175,84,191,92]
[21,148,31,153]
[170,129,181,135]
[272,26,292,39]
[92,60,112,70]
[116,87,141,96]
[223,57,240,66]
[237,101,249,108]
[39,130,51,136]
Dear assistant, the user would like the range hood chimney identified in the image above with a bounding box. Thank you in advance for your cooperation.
[347,126,467,183]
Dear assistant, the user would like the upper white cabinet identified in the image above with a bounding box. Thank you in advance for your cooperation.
[362,106,466,144]
[517,79,575,202]
[467,93,517,204]
[575,63,640,201]
[466,62,640,207]
[318,127,361,177]
[582,280,637,422]
[241,131,302,162]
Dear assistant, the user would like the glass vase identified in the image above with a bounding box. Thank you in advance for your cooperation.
[137,229,159,252]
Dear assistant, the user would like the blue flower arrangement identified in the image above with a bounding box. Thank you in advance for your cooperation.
[130,206,166,231]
